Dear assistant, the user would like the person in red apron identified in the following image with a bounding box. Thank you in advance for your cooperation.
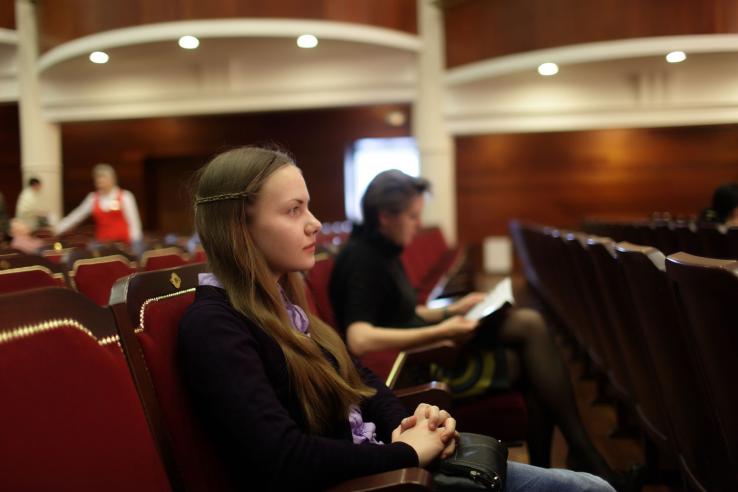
[55,163,142,245]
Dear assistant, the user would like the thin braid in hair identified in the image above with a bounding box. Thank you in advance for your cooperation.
[195,190,251,205]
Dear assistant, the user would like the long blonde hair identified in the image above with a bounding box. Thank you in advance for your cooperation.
[194,146,375,433]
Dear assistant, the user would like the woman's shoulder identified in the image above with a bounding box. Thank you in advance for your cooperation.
[179,286,260,346]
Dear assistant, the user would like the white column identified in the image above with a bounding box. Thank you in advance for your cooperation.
[15,0,62,220]
[413,0,456,243]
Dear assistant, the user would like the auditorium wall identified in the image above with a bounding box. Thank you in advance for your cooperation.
[37,0,417,52]
[60,104,412,234]
[456,124,738,246]
[444,0,738,67]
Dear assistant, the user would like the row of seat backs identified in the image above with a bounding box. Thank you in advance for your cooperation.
[584,219,738,259]
[510,219,738,490]
[0,249,203,305]
[0,265,434,491]
[401,227,467,303]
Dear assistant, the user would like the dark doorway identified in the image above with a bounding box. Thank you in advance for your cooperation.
[144,155,207,234]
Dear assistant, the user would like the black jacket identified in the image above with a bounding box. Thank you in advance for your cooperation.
[178,286,417,491]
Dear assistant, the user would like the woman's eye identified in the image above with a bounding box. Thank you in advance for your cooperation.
[289,206,300,216]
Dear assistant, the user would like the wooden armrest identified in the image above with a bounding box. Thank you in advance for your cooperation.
[387,341,460,390]
[394,381,452,413]
[326,467,432,492]
[403,340,460,370]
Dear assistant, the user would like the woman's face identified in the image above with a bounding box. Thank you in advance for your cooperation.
[379,194,424,247]
[248,164,322,280]
[95,173,115,193]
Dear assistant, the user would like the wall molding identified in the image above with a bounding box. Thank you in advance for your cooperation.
[446,34,738,85]
[38,18,421,73]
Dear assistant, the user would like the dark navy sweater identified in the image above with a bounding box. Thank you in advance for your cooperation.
[178,286,417,491]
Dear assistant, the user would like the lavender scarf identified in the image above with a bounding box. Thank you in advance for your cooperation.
[198,273,382,445]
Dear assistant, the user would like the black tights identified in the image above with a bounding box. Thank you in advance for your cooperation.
[498,309,615,481]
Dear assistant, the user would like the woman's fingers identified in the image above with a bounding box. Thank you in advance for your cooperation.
[401,415,417,431]
[440,417,456,440]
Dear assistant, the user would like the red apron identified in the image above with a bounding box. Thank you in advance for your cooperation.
[92,189,130,243]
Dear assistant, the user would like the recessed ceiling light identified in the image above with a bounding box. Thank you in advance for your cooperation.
[537,62,559,76]
[178,35,200,50]
[665,51,686,63]
[89,51,109,64]
[297,34,318,49]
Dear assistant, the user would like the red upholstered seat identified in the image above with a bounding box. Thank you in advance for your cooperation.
[0,288,172,491]
[189,247,207,264]
[401,227,467,303]
[0,265,66,294]
[452,392,528,443]
[141,247,189,272]
[304,253,338,328]
[71,255,137,306]
[304,255,404,380]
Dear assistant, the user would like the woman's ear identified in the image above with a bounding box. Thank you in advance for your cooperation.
[377,210,391,231]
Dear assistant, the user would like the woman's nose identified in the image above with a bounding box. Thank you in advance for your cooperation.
[306,211,322,234]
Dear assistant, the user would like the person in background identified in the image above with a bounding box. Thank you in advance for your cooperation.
[55,163,142,245]
[15,177,51,232]
[178,146,614,492]
[9,218,44,254]
[699,182,738,227]
[330,170,625,488]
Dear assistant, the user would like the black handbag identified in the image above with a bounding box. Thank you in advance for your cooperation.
[433,432,508,491]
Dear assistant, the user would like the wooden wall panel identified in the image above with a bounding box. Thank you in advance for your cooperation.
[37,0,416,52]
[0,104,21,218]
[445,0,738,67]
[61,104,411,234]
[0,1,14,30]
[456,125,738,245]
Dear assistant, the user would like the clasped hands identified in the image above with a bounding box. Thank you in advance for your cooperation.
[391,403,459,467]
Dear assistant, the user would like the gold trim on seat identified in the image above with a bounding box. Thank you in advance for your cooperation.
[137,288,196,333]
[0,318,120,348]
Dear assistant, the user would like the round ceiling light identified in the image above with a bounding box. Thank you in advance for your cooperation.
[297,34,319,49]
[89,51,109,64]
[178,35,200,50]
[537,62,559,76]
[666,51,687,63]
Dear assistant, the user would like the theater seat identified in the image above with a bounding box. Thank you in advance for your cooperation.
[666,252,738,490]
[140,247,189,271]
[0,265,66,294]
[0,288,172,491]
[111,267,432,492]
[617,243,732,491]
[70,254,137,306]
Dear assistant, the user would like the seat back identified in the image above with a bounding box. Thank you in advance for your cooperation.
[698,224,734,259]
[666,252,738,486]
[0,265,66,294]
[141,247,190,272]
[587,237,670,445]
[616,243,732,490]
[0,288,172,491]
[71,255,137,306]
[304,253,338,328]
[110,266,231,492]
[0,252,67,276]
[562,233,627,390]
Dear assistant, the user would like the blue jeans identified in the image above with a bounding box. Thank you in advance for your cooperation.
[505,462,615,492]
